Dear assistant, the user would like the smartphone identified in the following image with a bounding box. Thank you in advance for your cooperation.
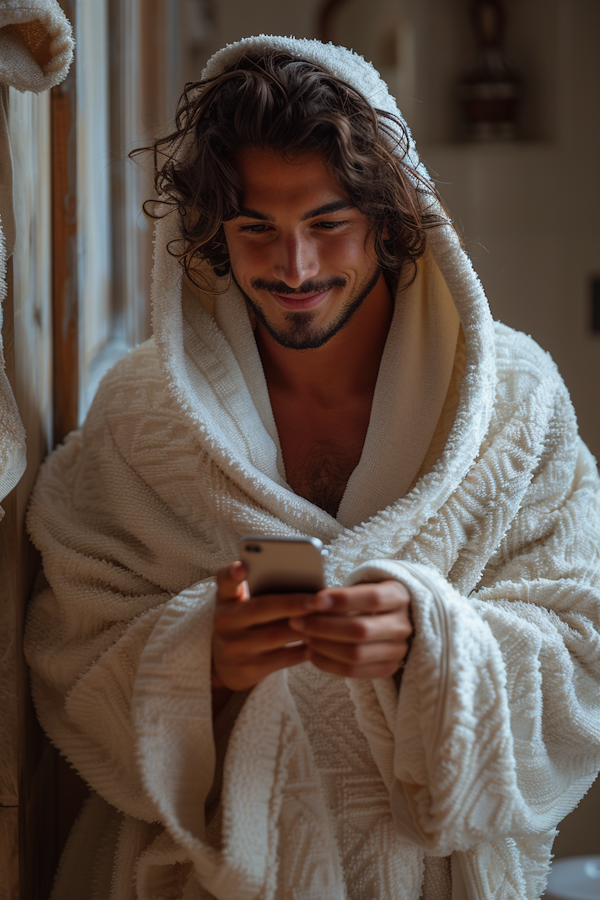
[238,535,328,596]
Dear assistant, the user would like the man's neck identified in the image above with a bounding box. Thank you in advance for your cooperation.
[254,273,394,408]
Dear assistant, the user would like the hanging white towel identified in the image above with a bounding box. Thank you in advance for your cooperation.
[0,0,74,507]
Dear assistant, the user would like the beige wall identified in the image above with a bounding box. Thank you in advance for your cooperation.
[418,0,600,464]
[214,0,322,44]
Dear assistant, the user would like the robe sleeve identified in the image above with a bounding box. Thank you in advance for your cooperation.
[344,381,600,860]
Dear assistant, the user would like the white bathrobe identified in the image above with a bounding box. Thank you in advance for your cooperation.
[24,36,600,900]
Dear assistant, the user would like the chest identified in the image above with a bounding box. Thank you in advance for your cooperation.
[271,397,371,518]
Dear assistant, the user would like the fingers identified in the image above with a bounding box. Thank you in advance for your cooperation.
[212,584,316,691]
[213,561,332,691]
[307,636,409,667]
[214,590,329,632]
[212,575,413,689]
[308,580,411,614]
[289,580,413,680]
[215,621,306,659]
[216,561,249,603]
[289,609,411,643]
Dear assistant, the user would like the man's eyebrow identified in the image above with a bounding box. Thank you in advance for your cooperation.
[301,200,356,221]
[237,207,276,222]
[236,200,356,223]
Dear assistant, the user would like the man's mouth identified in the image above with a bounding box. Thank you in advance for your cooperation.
[270,289,331,311]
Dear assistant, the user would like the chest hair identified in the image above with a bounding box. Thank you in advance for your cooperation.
[284,440,359,518]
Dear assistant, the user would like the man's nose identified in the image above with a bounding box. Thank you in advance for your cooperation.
[272,233,319,288]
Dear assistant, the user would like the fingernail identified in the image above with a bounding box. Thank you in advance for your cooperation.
[310,592,332,610]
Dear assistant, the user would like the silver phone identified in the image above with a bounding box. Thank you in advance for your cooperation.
[238,535,328,596]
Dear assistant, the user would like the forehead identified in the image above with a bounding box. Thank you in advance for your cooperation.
[234,147,348,215]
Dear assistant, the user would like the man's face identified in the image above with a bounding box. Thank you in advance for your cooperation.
[222,148,382,350]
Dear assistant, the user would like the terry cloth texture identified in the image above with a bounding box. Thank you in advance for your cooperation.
[0,0,74,506]
[0,0,74,94]
[24,35,600,900]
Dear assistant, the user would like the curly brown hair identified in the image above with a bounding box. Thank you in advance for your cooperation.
[134,50,449,288]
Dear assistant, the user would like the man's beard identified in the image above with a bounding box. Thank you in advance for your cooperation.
[233,266,382,351]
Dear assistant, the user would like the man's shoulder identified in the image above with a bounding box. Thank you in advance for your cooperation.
[87,338,172,423]
[488,321,577,454]
[97,336,162,387]
[493,321,561,383]
[65,337,204,494]
[492,320,569,408]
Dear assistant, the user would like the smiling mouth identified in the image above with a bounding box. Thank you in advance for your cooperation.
[270,289,331,311]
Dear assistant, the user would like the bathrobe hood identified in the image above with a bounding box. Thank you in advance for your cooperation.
[150,35,497,538]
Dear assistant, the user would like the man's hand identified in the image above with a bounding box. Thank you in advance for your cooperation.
[213,566,413,688]
[212,561,332,691]
[288,581,412,679]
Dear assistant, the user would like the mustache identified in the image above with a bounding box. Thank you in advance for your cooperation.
[250,277,347,295]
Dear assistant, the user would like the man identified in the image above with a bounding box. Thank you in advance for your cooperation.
[25,37,600,900]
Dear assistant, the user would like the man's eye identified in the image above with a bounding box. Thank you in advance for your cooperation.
[315,220,350,230]
[239,224,270,234]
